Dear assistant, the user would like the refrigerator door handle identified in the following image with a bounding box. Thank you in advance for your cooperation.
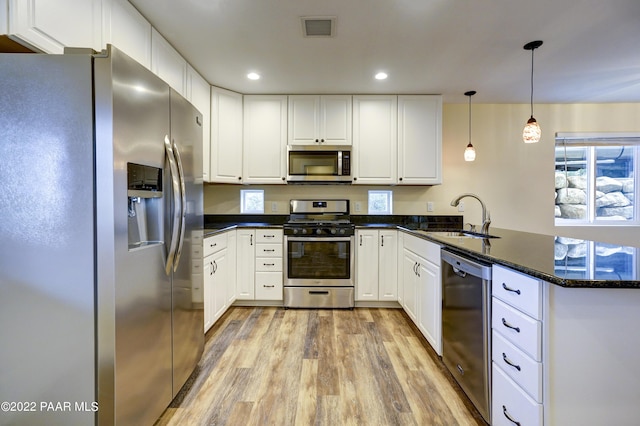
[164,135,182,275]
[172,139,187,271]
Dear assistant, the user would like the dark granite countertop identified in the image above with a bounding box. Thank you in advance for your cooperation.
[202,214,639,288]
[401,226,640,289]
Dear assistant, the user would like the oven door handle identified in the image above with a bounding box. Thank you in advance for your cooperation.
[286,237,353,242]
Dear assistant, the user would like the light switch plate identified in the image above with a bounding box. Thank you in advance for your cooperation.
[355,202,362,212]
[427,201,434,212]
[271,202,278,212]
[457,201,465,212]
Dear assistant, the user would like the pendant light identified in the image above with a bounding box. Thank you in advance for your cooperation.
[522,40,543,143]
[464,90,477,161]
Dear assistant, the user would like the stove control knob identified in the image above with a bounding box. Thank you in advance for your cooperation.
[339,229,346,235]
[302,229,307,234]
[316,228,322,235]
[331,228,337,235]
[292,228,299,235]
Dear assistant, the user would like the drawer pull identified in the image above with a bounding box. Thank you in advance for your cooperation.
[263,263,275,266]
[502,405,521,426]
[502,282,521,295]
[263,249,276,252]
[263,284,275,288]
[264,234,275,238]
[309,290,330,295]
[210,243,217,247]
[502,352,522,371]
[501,318,521,333]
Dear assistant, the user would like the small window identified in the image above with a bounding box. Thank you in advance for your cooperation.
[368,190,393,215]
[241,189,264,214]
[555,133,639,225]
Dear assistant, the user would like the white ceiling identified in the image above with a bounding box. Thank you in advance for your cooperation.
[129,0,640,104]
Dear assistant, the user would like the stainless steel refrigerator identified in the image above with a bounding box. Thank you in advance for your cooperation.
[0,45,204,425]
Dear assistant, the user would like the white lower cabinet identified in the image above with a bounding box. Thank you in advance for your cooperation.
[492,264,543,425]
[236,228,283,301]
[355,229,397,301]
[203,231,235,332]
[254,229,283,301]
[235,229,255,300]
[400,232,442,355]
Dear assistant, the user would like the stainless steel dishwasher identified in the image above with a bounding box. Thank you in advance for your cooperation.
[441,249,492,424]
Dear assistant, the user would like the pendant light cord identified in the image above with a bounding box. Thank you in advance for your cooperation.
[468,95,472,143]
[530,48,535,118]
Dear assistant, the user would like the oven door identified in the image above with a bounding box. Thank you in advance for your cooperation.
[284,236,354,287]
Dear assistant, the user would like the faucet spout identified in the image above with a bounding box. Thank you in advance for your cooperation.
[450,193,491,234]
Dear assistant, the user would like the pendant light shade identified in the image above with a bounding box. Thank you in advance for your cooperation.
[523,40,543,143]
[464,91,476,161]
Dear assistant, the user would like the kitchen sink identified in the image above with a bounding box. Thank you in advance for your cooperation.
[428,231,501,239]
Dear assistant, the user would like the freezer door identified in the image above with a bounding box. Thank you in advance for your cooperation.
[95,46,173,426]
[168,89,204,397]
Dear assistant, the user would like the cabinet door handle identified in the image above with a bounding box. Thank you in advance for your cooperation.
[359,235,362,246]
[502,352,522,371]
[416,263,420,277]
[210,261,214,275]
[502,282,522,295]
[263,284,275,288]
[315,139,319,143]
[212,260,217,273]
[250,235,253,245]
[320,138,325,143]
[381,235,384,247]
[501,318,521,333]
[502,405,521,426]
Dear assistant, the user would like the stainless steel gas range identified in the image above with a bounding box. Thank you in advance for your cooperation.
[283,199,355,308]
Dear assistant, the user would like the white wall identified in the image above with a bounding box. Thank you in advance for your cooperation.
[205,102,640,246]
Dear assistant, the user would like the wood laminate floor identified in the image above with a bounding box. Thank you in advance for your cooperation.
[156,307,486,426]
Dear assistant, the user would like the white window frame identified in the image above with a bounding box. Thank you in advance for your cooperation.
[240,189,264,214]
[555,132,640,226]
[368,190,393,215]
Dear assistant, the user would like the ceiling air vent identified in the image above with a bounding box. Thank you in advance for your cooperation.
[301,16,336,37]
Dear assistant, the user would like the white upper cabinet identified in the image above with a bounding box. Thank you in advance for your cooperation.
[210,86,243,183]
[102,0,151,69]
[397,95,442,185]
[151,28,187,97]
[8,0,102,53]
[288,95,352,145]
[186,65,211,182]
[352,95,398,184]
[243,95,287,184]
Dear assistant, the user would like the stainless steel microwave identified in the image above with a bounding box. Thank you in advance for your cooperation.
[287,145,352,183]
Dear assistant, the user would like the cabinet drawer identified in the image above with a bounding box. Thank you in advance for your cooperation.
[492,363,542,426]
[492,298,542,361]
[493,265,542,320]
[256,258,283,272]
[204,233,227,257]
[256,243,283,258]
[256,229,283,244]
[255,272,283,300]
[492,331,542,402]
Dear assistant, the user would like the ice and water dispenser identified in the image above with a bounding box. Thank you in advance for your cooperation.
[127,163,163,250]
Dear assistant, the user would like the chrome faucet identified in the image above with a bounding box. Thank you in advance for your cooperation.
[450,193,491,235]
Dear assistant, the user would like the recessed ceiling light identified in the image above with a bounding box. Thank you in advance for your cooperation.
[375,72,388,80]
[247,72,260,80]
